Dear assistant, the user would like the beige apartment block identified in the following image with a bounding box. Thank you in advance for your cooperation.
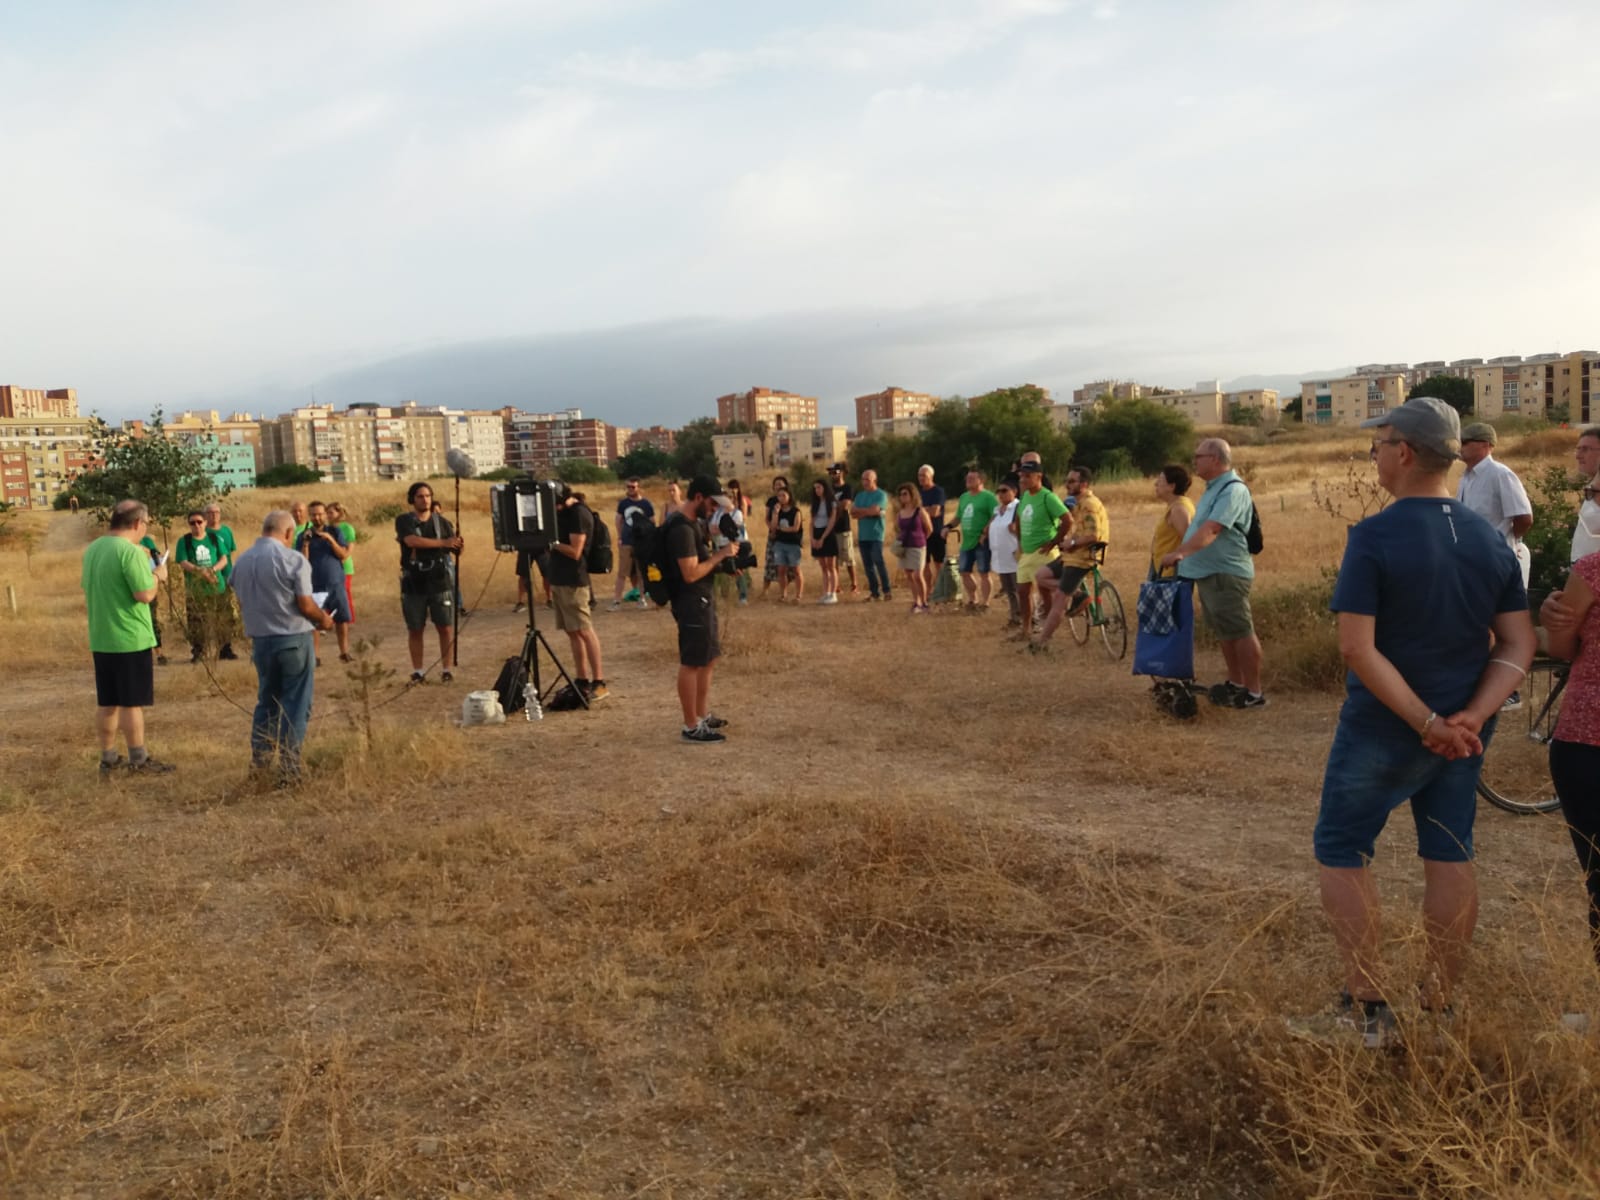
[437,409,506,475]
[1300,374,1407,426]
[772,425,848,468]
[1471,351,1599,422]
[854,386,936,437]
[0,386,78,420]
[872,415,929,438]
[606,425,632,462]
[715,433,766,478]
[1229,388,1281,425]
[156,410,264,471]
[0,416,98,509]
[1148,382,1228,426]
[718,387,819,432]
[258,403,451,484]
[1072,379,1145,405]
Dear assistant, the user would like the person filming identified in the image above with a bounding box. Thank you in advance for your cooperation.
[666,476,737,743]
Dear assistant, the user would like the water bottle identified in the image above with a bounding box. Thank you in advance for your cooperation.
[523,680,542,721]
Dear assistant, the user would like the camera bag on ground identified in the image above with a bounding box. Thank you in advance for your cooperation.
[494,655,528,714]
[582,505,613,575]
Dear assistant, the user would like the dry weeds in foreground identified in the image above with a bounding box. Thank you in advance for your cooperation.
[3,439,1599,1198]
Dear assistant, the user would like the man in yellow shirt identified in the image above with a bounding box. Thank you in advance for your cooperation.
[1032,465,1109,650]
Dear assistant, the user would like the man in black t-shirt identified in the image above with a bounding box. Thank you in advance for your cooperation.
[395,481,462,683]
[548,491,606,701]
[667,475,737,743]
[918,463,948,592]
[828,463,858,596]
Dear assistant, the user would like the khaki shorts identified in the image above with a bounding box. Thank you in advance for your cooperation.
[1196,572,1254,641]
[1017,547,1060,583]
[835,530,855,562]
[552,585,593,633]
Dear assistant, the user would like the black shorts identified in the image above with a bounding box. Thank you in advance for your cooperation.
[93,649,155,708]
[671,591,720,668]
[811,533,838,559]
[1043,562,1091,594]
[927,531,948,563]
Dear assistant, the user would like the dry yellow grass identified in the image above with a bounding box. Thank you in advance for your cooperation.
[2,441,1597,1198]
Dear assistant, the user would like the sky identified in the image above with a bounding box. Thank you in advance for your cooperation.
[4,0,1597,427]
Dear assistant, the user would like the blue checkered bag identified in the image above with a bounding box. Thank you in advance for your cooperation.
[1133,578,1194,679]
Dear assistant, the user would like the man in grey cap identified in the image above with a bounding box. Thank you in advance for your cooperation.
[1290,396,1535,1048]
[1456,421,1533,590]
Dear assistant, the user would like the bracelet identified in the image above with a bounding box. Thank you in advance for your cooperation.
[1488,657,1528,678]
[1419,712,1439,740]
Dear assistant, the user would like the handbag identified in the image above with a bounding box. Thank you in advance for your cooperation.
[889,538,905,558]
[1132,578,1195,679]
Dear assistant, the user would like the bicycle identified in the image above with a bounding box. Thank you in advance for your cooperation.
[1065,542,1128,661]
[1475,658,1567,815]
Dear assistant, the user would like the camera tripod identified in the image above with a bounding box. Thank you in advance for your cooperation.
[515,577,589,715]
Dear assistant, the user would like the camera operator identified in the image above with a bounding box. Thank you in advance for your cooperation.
[549,487,607,702]
[667,476,737,743]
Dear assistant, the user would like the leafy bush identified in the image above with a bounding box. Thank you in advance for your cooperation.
[1525,463,1580,596]
[256,463,322,487]
[1073,398,1195,474]
[554,458,616,485]
[367,502,406,526]
[479,466,523,482]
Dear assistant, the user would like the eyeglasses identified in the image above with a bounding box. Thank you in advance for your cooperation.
[1193,451,1217,460]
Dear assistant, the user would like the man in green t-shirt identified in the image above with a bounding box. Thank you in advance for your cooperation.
[1009,461,1068,640]
[946,469,998,612]
[203,502,241,660]
[175,509,232,663]
[82,499,174,776]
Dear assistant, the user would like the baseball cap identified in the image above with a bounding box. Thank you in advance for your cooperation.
[1017,460,1043,474]
[828,462,847,472]
[1460,421,1498,445]
[686,474,725,499]
[1360,397,1461,461]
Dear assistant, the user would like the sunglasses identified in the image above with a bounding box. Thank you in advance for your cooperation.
[187,519,206,526]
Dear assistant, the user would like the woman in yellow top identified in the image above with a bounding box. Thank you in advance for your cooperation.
[1149,464,1196,578]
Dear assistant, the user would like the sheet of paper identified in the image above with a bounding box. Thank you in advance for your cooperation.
[312,591,329,606]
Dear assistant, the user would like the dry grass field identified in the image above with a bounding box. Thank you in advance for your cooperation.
[3,429,1599,1198]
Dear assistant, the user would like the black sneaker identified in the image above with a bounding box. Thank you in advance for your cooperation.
[440,670,454,683]
[702,713,728,730]
[219,644,238,661]
[1232,689,1268,709]
[682,722,726,743]
[127,756,176,775]
[410,670,427,685]
[98,756,125,780]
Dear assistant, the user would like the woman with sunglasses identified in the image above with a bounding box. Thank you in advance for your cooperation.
[893,482,933,613]
[326,501,358,628]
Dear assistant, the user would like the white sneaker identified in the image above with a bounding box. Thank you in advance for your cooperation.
[822,593,838,605]
[607,601,621,612]
[637,598,650,610]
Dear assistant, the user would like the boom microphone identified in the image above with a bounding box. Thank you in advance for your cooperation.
[446,448,477,479]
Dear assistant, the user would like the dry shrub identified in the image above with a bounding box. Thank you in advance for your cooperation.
[1510,427,1580,460]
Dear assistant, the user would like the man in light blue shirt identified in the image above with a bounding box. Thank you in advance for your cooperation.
[1159,438,1264,708]
[849,469,892,601]
[232,510,334,786]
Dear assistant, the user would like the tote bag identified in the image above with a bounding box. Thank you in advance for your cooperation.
[1133,578,1195,680]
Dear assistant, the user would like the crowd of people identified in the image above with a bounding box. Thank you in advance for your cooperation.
[76,421,1600,1021]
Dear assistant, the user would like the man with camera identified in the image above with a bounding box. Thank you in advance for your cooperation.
[396,481,462,684]
[667,476,738,743]
[550,487,607,701]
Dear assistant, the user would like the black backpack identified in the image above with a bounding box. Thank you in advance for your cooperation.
[581,505,613,575]
[1223,479,1264,555]
[638,514,682,606]
[494,656,528,714]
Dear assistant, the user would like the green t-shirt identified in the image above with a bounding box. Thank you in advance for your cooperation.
[955,489,998,551]
[82,535,157,653]
[210,524,238,583]
[336,521,357,576]
[1015,487,1068,553]
[175,529,229,596]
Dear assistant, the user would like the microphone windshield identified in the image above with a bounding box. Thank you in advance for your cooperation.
[446,448,477,478]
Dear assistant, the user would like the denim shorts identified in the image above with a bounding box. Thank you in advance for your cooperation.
[958,545,991,574]
[1313,716,1497,868]
[772,542,802,568]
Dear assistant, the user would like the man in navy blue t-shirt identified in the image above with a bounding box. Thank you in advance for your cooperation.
[1293,397,1536,1048]
[610,477,656,611]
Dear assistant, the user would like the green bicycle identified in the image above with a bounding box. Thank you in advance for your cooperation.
[1065,542,1128,661]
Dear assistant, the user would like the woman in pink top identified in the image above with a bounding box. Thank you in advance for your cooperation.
[1546,548,1600,962]
[893,482,933,613]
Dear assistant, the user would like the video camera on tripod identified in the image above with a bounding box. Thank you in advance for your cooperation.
[489,476,566,555]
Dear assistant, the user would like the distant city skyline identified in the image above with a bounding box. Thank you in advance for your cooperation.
[5,1,1596,426]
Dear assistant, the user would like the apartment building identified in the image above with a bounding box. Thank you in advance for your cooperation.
[606,425,632,462]
[1299,373,1408,426]
[439,409,506,475]
[1072,380,1145,405]
[715,433,766,478]
[258,403,452,483]
[772,426,848,469]
[854,386,936,438]
[504,408,609,476]
[0,386,78,420]
[0,416,98,509]
[158,410,264,472]
[1471,351,1599,423]
[871,415,929,438]
[718,386,819,432]
[627,426,676,454]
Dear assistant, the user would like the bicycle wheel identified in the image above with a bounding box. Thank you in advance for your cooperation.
[1476,661,1566,815]
[1067,590,1089,644]
[1096,581,1128,661]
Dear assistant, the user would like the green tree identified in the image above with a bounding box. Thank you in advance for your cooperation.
[844,434,922,490]
[1282,395,1304,422]
[1408,374,1474,417]
[65,410,226,537]
[1071,398,1195,475]
[255,462,322,487]
[1227,402,1262,427]
[554,458,616,484]
[479,466,524,481]
[920,389,1073,484]
[1524,463,1581,596]
[673,417,719,480]
[612,444,674,479]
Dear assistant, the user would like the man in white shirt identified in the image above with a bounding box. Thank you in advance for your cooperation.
[1573,426,1600,564]
[1456,422,1533,588]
